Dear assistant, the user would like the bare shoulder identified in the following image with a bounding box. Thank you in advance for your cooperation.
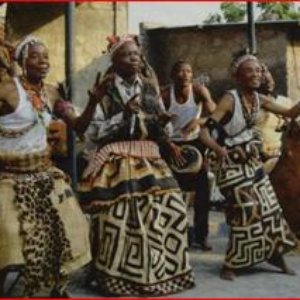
[0,78,17,100]
[218,91,234,109]
[193,83,212,103]
[160,85,170,102]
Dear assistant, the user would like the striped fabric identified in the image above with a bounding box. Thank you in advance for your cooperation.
[0,149,52,173]
[82,140,161,179]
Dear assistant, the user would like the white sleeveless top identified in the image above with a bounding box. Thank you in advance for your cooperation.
[168,84,202,141]
[0,77,52,154]
[223,89,260,147]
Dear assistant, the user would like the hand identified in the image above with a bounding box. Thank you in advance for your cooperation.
[193,81,206,94]
[181,118,199,137]
[214,146,229,166]
[159,112,178,124]
[88,72,114,104]
[125,94,141,114]
[169,142,186,167]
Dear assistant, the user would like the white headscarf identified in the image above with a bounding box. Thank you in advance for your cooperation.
[231,54,258,75]
[14,35,41,62]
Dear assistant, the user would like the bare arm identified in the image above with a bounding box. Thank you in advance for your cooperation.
[199,93,233,157]
[194,84,217,115]
[53,73,114,135]
[261,94,300,119]
[0,80,18,116]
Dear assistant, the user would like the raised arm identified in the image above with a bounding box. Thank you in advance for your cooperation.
[52,73,114,136]
[261,94,300,119]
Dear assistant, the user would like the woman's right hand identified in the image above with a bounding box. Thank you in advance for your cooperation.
[169,142,186,167]
[214,145,229,165]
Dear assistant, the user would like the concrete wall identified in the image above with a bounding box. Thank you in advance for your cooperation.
[5,3,128,108]
[143,22,300,102]
[287,37,300,102]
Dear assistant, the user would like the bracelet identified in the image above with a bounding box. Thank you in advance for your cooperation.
[204,117,227,144]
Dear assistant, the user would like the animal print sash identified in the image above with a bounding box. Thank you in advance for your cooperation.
[14,172,73,296]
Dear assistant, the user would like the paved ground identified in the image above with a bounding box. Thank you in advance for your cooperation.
[4,211,300,298]
[70,211,300,298]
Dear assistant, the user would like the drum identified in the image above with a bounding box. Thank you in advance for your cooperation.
[169,144,203,174]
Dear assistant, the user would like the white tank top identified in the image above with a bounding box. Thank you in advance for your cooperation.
[223,89,260,147]
[0,77,52,154]
[168,84,202,141]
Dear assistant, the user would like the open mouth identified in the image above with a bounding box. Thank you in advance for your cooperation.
[37,67,49,74]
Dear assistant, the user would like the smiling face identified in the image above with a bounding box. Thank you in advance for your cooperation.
[235,59,262,90]
[24,43,50,81]
[172,62,193,88]
[112,41,141,78]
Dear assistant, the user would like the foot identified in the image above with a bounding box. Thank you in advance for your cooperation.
[193,239,213,251]
[268,255,296,276]
[220,267,235,281]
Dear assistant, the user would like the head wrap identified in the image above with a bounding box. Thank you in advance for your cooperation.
[14,35,41,62]
[230,54,258,76]
[106,35,137,59]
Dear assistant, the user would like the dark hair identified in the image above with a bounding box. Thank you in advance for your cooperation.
[170,60,192,79]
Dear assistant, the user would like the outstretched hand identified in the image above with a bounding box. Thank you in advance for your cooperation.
[88,72,114,104]
[57,82,69,100]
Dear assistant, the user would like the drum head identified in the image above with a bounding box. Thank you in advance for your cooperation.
[169,145,203,174]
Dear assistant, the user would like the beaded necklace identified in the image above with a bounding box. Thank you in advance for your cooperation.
[238,90,259,128]
[19,76,51,126]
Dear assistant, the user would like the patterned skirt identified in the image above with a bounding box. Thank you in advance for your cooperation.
[78,141,195,296]
[0,150,91,296]
[207,139,297,269]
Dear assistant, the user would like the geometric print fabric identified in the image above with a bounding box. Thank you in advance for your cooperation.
[207,141,297,269]
[94,192,194,296]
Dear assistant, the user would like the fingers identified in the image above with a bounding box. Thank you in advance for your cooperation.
[175,152,186,167]
[126,94,141,113]
[170,144,186,167]
[129,93,140,102]
[95,72,102,86]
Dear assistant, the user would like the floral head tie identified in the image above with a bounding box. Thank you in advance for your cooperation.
[14,35,44,74]
[107,35,137,60]
[14,35,41,61]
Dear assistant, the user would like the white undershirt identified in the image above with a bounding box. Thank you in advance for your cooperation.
[0,77,52,154]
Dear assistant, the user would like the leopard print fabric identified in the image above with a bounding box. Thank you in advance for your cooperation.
[14,172,73,296]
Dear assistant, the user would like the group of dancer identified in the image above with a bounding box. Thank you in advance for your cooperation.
[0,34,299,297]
